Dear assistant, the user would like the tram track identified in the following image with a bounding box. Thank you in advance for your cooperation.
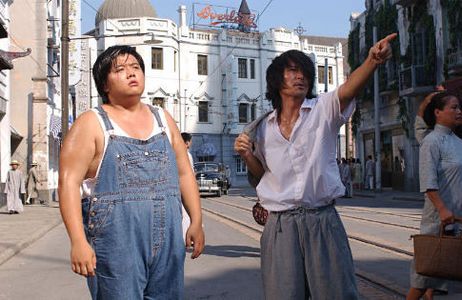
[201,197,407,298]
[204,196,419,233]
[239,194,421,220]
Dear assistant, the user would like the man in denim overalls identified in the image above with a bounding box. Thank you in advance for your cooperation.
[59,45,204,299]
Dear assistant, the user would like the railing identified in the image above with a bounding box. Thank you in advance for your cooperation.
[448,49,462,72]
[399,64,434,92]
[390,0,418,6]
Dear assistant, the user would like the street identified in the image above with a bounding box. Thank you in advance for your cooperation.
[1,188,462,299]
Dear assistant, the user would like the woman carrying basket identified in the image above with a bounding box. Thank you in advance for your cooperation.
[407,92,462,300]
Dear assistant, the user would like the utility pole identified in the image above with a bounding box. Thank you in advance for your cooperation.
[61,0,69,139]
[294,22,306,51]
[373,27,382,192]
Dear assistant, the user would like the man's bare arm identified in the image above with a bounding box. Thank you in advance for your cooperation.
[338,33,397,111]
[58,111,101,277]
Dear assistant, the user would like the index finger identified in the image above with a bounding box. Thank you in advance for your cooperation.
[380,33,397,44]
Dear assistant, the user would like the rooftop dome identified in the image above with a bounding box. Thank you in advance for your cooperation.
[95,0,158,26]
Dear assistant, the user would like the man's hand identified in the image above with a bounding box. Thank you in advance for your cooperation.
[234,133,253,159]
[368,33,397,65]
[186,222,205,259]
[438,206,455,225]
[70,240,96,277]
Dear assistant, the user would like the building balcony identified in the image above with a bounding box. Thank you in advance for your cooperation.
[391,0,418,6]
[448,49,462,78]
[399,64,434,97]
[379,65,399,95]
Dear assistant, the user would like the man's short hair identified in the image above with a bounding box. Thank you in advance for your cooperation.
[92,45,145,104]
[265,50,316,111]
[181,132,192,143]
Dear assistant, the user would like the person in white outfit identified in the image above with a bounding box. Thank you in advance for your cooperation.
[181,132,193,240]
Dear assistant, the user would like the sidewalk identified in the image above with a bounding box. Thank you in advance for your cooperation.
[0,202,62,265]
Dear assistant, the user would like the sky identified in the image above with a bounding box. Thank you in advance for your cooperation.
[81,0,366,38]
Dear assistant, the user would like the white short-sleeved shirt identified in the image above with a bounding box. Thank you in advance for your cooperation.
[254,89,355,211]
[81,106,172,197]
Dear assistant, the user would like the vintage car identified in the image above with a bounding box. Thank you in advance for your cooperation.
[194,162,231,197]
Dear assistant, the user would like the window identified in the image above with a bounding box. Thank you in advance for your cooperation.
[328,66,333,84]
[251,103,256,121]
[198,101,209,123]
[318,65,333,84]
[197,54,208,75]
[152,97,165,108]
[250,59,255,79]
[318,66,325,84]
[238,58,247,78]
[235,156,247,174]
[151,48,163,69]
[239,103,249,123]
[412,31,427,65]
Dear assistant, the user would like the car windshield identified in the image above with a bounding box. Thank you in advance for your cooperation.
[194,163,219,173]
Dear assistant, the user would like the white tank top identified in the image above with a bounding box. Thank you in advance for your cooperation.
[81,106,172,198]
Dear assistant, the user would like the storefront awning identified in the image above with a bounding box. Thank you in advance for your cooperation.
[196,143,217,157]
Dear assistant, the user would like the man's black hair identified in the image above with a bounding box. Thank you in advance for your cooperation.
[265,50,316,111]
[423,92,457,129]
[92,45,145,104]
[181,132,192,143]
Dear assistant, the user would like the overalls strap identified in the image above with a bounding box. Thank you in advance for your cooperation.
[95,106,114,131]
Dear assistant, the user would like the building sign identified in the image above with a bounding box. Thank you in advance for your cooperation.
[69,0,81,86]
[193,3,257,30]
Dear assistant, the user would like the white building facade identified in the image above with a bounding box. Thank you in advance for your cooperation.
[81,0,347,186]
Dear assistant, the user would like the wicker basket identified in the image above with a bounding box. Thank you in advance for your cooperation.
[413,217,462,281]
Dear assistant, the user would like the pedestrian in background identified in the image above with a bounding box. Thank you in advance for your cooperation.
[365,155,375,190]
[58,45,204,299]
[340,158,352,198]
[235,33,396,299]
[26,161,39,205]
[4,160,25,214]
[181,132,194,170]
[407,92,462,300]
[353,158,362,190]
[181,132,193,241]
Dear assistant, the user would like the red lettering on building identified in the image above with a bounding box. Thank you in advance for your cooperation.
[196,5,257,28]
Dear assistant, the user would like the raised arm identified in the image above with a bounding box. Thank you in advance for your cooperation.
[338,33,397,111]
[58,111,100,277]
[164,110,204,259]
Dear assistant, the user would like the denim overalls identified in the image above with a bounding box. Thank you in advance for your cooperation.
[82,106,185,299]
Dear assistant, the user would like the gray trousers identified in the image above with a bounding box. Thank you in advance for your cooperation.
[260,204,358,300]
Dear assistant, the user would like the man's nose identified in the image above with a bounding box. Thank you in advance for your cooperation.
[127,70,136,78]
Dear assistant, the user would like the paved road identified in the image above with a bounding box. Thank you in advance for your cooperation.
[2,188,462,299]
[0,211,263,300]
